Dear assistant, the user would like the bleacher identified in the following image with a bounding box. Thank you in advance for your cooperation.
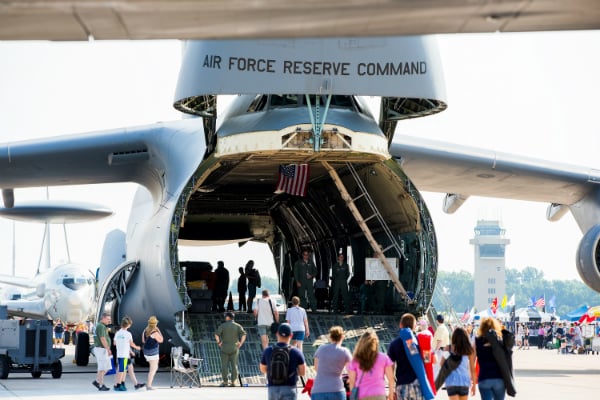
[185,311,401,386]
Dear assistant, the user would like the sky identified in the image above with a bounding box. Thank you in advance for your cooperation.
[0,31,599,282]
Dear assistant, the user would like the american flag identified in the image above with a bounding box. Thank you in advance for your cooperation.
[460,308,470,322]
[490,297,498,313]
[275,164,310,196]
[535,296,545,307]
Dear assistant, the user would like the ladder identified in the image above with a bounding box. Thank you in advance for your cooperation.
[321,161,410,300]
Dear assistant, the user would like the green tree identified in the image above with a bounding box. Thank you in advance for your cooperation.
[430,266,600,320]
[432,270,474,316]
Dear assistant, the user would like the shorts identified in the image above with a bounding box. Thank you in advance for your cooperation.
[292,331,305,341]
[93,347,113,372]
[446,386,469,396]
[117,357,130,373]
[257,325,269,336]
[396,379,425,400]
[55,332,64,339]
[144,354,159,361]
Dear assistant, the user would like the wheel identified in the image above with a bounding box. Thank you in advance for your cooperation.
[31,370,42,378]
[51,360,62,378]
[75,332,90,366]
[0,355,9,379]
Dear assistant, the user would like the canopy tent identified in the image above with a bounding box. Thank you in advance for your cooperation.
[538,311,555,322]
[587,305,600,317]
[514,307,547,322]
[470,308,509,323]
[564,305,589,321]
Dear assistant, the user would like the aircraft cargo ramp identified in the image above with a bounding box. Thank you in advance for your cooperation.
[186,311,400,386]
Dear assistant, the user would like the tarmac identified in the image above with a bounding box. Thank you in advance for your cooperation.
[1,344,599,399]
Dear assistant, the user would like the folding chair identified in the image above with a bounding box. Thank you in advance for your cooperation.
[170,346,202,388]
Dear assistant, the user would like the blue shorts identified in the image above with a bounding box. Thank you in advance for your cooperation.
[117,357,130,373]
[292,331,305,341]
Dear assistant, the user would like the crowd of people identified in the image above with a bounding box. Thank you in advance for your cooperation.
[72,252,548,398]
[204,252,392,316]
[208,308,517,400]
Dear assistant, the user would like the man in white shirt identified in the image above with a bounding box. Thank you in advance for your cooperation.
[432,314,450,378]
[254,289,279,349]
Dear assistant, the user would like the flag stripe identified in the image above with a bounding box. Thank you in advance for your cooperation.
[275,164,310,196]
[535,296,545,307]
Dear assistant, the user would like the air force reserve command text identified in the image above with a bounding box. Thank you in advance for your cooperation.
[202,55,427,76]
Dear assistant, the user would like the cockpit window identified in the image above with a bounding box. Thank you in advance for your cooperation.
[247,94,360,113]
[270,94,301,107]
[62,277,89,291]
[247,94,268,112]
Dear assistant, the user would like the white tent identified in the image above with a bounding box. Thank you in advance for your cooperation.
[470,309,509,323]
[514,307,552,322]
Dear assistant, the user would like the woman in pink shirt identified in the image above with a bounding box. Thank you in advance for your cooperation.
[348,331,395,400]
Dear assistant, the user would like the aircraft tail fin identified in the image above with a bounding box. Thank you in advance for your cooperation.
[97,229,126,286]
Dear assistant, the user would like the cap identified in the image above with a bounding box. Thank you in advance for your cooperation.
[225,311,235,319]
[436,314,444,323]
[418,319,429,328]
[277,323,293,338]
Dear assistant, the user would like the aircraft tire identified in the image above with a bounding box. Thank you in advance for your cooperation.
[0,355,9,379]
[75,332,90,366]
[51,360,62,378]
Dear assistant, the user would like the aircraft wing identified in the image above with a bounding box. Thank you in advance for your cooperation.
[391,135,600,205]
[391,135,600,233]
[0,118,204,204]
[0,274,36,289]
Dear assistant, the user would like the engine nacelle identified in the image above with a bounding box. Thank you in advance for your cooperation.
[576,224,600,292]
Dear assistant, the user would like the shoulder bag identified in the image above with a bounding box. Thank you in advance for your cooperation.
[269,299,279,336]
[349,370,364,400]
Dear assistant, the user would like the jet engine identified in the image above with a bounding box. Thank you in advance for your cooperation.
[576,224,600,292]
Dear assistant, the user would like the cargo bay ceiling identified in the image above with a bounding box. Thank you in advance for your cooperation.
[0,0,599,41]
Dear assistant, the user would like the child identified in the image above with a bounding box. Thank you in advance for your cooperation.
[441,327,476,400]
[113,317,145,391]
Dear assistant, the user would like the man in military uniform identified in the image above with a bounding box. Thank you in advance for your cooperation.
[330,253,351,314]
[293,250,318,312]
[215,312,247,387]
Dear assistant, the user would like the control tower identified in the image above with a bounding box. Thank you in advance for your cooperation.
[470,220,510,312]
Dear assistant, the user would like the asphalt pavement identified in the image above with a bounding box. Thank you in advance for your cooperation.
[1,344,599,399]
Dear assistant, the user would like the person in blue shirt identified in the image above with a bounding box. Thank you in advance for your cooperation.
[260,323,306,400]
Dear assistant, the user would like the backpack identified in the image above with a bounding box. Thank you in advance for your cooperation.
[256,269,262,288]
[268,345,290,385]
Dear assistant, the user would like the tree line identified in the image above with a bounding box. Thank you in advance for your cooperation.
[432,266,600,317]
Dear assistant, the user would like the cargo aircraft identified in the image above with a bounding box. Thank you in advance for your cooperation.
[1,37,600,351]
[0,201,111,325]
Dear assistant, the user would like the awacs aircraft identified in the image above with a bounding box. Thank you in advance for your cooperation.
[1,37,600,351]
[0,200,111,324]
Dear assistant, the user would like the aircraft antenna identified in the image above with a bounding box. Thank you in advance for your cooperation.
[36,223,49,275]
[63,223,71,263]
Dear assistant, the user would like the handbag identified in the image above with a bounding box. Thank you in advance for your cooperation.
[349,370,363,400]
[105,357,116,376]
[268,299,279,336]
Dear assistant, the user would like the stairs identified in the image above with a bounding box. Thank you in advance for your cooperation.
[185,311,401,386]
